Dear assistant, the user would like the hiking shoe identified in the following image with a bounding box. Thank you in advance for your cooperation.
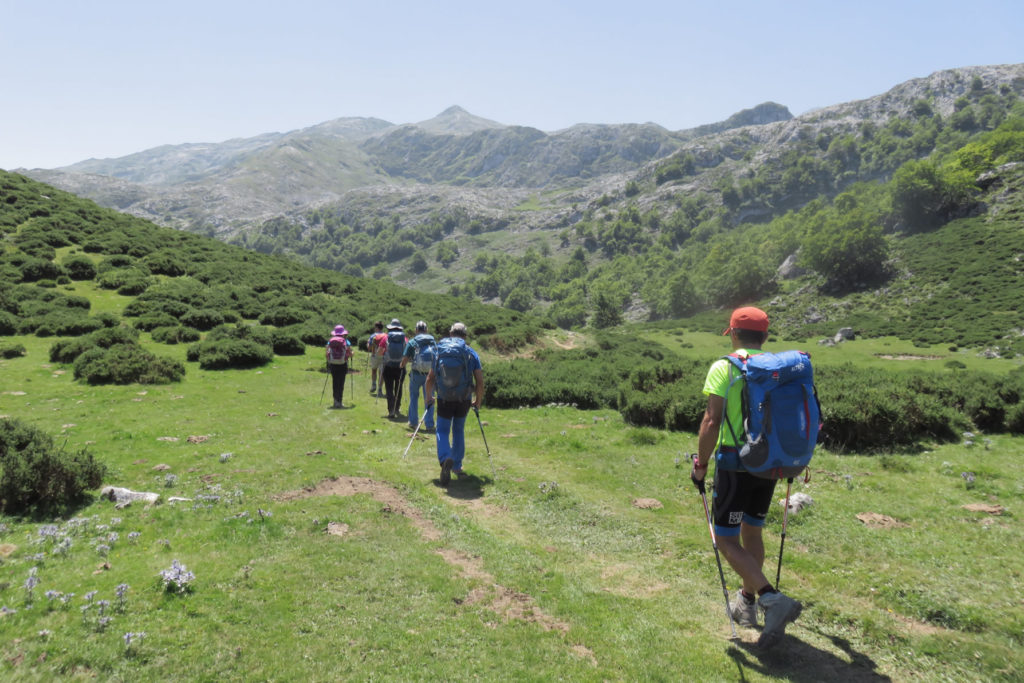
[369,385,377,394]
[757,591,802,649]
[440,459,454,486]
[730,589,758,627]
[454,469,467,480]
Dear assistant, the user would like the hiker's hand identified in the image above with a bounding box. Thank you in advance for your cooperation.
[690,455,707,493]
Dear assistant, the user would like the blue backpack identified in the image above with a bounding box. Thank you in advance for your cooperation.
[721,350,821,479]
[410,334,437,373]
[434,337,474,402]
[384,330,405,367]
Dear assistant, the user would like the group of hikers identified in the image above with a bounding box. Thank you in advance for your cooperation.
[325,318,484,487]
[324,306,812,648]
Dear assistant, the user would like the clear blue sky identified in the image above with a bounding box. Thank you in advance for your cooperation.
[2,0,1022,169]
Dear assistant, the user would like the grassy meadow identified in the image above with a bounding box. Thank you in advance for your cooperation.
[1,312,1021,681]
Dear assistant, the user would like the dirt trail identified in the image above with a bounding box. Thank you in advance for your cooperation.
[276,476,595,664]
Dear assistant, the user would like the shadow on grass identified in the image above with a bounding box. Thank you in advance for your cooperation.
[438,473,492,500]
[727,628,892,682]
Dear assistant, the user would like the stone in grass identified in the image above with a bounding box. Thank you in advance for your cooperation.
[632,498,663,510]
[781,492,813,514]
[101,487,160,509]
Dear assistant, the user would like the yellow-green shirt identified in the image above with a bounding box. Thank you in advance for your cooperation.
[702,349,764,448]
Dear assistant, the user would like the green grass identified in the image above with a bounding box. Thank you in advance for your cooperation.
[1,331,1022,681]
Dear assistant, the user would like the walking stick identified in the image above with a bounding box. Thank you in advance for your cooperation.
[776,477,794,590]
[403,414,426,459]
[473,407,496,480]
[692,455,738,640]
[319,367,329,406]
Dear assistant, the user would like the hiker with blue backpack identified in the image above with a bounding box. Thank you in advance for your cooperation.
[376,319,408,419]
[424,322,484,486]
[691,306,820,649]
[400,321,436,432]
[325,324,353,409]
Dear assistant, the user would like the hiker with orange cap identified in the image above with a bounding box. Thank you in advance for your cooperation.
[691,306,803,648]
[325,324,353,409]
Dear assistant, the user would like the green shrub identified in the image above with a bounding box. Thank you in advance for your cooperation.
[73,344,185,384]
[49,326,142,363]
[271,331,306,355]
[1006,403,1024,434]
[0,343,26,359]
[133,312,180,331]
[258,307,311,327]
[61,255,97,280]
[0,417,107,515]
[187,339,274,370]
[181,308,225,331]
[150,325,201,344]
[0,311,16,335]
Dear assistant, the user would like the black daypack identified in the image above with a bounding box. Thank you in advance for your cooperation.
[384,331,405,367]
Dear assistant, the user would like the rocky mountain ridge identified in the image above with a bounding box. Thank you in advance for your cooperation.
[17,64,1024,244]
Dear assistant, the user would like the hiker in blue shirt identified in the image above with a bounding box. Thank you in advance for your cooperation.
[692,306,802,649]
[424,322,484,486]
[400,321,436,432]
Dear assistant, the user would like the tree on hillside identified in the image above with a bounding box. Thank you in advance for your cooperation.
[891,159,974,232]
[802,202,889,292]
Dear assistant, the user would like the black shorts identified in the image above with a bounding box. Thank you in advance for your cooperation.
[712,469,778,537]
[436,399,471,420]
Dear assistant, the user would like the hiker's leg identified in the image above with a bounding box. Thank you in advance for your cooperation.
[423,388,434,429]
[737,476,778,591]
[331,365,345,403]
[384,367,399,413]
[408,372,424,427]
[718,535,770,593]
[435,400,455,465]
[451,416,467,471]
[450,401,471,471]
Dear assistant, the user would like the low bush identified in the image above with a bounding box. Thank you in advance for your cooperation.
[73,344,185,384]
[0,417,107,515]
[133,312,180,331]
[186,338,274,370]
[61,255,97,280]
[180,308,225,331]
[271,331,306,355]
[150,325,201,344]
[1,343,26,358]
[258,306,311,327]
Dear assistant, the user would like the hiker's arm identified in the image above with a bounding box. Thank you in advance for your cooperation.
[472,368,484,408]
[696,394,724,472]
[424,369,436,404]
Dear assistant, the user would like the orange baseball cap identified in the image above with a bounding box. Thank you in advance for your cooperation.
[722,306,769,335]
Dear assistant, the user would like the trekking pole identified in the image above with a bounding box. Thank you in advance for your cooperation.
[692,455,738,640]
[402,414,426,459]
[319,368,329,406]
[775,477,794,590]
[473,406,496,480]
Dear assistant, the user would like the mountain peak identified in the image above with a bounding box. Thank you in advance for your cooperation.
[414,106,506,135]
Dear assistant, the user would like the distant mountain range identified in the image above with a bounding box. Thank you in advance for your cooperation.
[17,102,793,235]
[16,64,1024,264]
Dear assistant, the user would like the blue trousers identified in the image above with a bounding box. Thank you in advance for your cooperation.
[407,371,434,429]
[435,399,471,470]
